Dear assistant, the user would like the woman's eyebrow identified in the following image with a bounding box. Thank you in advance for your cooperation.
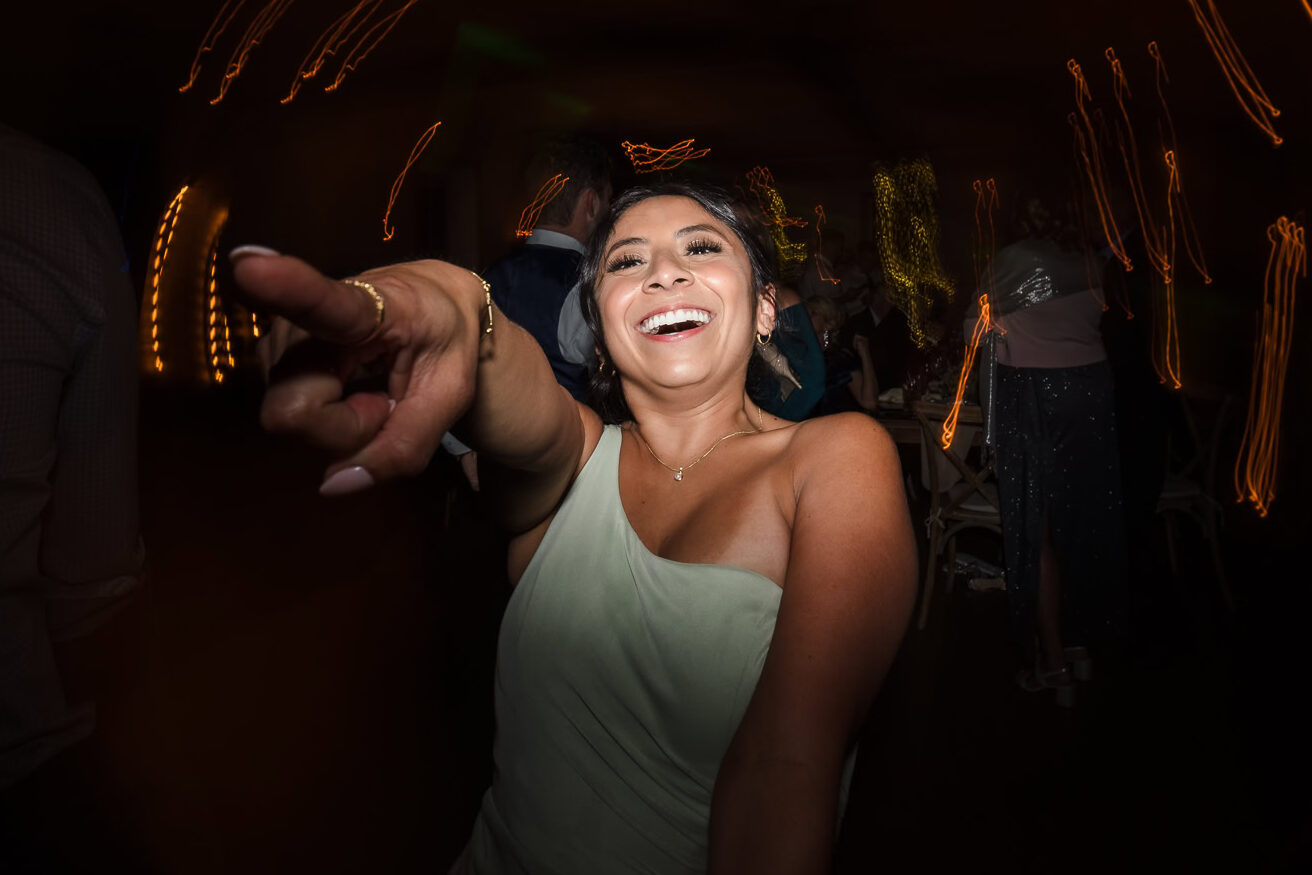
[605,236,645,258]
[675,224,722,238]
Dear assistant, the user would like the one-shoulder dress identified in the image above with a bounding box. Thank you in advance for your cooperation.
[455,425,852,874]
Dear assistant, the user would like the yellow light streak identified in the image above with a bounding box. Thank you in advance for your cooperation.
[515,173,569,238]
[746,166,808,265]
[204,221,233,384]
[179,0,247,93]
[622,139,711,174]
[209,0,296,105]
[382,120,442,241]
[146,185,190,373]
[1187,0,1282,146]
[872,158,955,348]
[1234,218,1305,517]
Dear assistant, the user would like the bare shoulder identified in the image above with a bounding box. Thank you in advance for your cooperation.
[782,412,899,487]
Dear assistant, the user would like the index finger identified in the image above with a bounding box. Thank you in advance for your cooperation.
[230,247,380,346]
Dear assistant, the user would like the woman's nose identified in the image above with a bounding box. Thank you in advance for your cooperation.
[644,247,691,292]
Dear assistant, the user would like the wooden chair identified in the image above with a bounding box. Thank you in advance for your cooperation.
[1157,387,1235,610]
[912,401,1002,629]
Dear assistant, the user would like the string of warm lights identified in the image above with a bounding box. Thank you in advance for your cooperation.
[621,139,710,174]
[146,186,190,373]
[745,166,808,265]
[812,205,841,284]
[282,0,385,103]
[1234,218,1305,517]
[1068,59,1133,273]
[179,0,247,93]
[942,178,998,449]
[204,218,234,383]
[209,0,296,105]
[323,0,419,93]
[1106,47,1171,284]
[382,120,442,241]
[1149,41,1212,285]
[872,158,954,349]
[515,174,569,238]
[1187,0,1282,146]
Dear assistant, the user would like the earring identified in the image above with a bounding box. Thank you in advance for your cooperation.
[597,350,615,375]
[756,331,772,346]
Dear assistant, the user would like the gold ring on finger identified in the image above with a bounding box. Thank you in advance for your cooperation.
[343,278,385,345]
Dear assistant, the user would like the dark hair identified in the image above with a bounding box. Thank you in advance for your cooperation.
[579,182,778,423]
[525,134,613,227]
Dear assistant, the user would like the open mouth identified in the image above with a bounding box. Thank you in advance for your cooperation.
[638,308,713,336]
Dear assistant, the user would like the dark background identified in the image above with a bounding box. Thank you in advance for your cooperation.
[3,1,1310,871]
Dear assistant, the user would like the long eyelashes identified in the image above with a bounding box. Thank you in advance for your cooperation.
[605,239,724,273]
[606,254,643,272]
[684,238,722,256]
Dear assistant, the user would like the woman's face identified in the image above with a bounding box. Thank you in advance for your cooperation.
[596,196,773,395]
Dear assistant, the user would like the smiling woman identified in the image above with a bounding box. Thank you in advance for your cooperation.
[232,181,917,875]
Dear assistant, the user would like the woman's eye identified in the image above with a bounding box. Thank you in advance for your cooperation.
[685,239,722,256]
[606,254,643,272]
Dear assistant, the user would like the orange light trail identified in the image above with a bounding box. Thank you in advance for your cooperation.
[872,158,955,348]
[209,0,296,105]
[323,0,420,93]
[812,205,841,284]
[179,0,247,93]
[621,139,711,174]
[943,178,998,449]
[1234,218,1305,517]
[1187,0,1282,146]
[514,173,569,238]
[1106,47,1171,284]
[1150,149,1183,388]
[382,120,441,241]
[1068,59,1133,272]
[281,0,384,103]
[746,166,808,265]
[146,185,189,373]
[1149,41,1212,284]
[204,216,233,383]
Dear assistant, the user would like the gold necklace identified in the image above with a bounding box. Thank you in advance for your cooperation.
[633,405,765,482]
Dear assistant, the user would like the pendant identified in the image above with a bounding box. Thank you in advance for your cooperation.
[674,469,683,482]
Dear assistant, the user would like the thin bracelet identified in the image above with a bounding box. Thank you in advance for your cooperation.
[469,271,493,335]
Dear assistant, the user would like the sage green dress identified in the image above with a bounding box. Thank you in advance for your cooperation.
[459,425,799,874]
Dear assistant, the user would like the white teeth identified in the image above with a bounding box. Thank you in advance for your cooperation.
[638,308,712,335]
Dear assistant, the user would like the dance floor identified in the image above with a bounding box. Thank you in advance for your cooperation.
[1,382,1304,873]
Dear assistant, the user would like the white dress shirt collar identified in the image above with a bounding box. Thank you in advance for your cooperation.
[527,228,586,254]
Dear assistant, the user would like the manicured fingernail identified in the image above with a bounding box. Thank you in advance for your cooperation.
[387,398,397,414]
[229,245,281,262]
[319,466,375,496]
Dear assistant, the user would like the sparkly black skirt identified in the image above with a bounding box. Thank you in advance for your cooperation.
[994,361,1128,662]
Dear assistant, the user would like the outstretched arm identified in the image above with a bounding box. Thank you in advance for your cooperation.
[232,250,596,532]
[709,413,916,875]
